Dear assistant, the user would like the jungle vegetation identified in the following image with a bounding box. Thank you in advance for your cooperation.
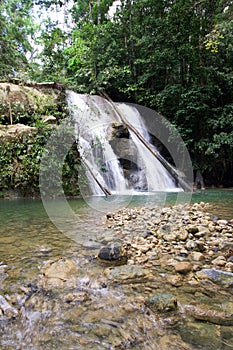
[0,0,233,191]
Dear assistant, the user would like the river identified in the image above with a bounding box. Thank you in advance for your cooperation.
[0,189,232,349]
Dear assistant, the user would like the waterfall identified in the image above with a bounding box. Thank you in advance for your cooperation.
[67,91,179,195]
[117,104,177,191]
[67,91,128,195]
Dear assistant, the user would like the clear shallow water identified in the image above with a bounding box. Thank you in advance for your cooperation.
[65,189,232,219]
[0,189,232,273]
[190,189,233,220]
[0,189,232,349]
[76,188,233,219]
[0,189,232,224]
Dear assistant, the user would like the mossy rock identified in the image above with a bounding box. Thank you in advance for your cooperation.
[146,293,178,313]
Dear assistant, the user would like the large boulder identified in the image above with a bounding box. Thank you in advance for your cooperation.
[97,243,128,266]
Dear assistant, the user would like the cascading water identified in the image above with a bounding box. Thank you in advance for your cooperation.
[67,91,179,195]
[67,91,128,195]
[117,104,177,191]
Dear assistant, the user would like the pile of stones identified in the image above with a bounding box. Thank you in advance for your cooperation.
[103,202,233,275]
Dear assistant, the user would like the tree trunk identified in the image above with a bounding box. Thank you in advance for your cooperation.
[82,157,111,196]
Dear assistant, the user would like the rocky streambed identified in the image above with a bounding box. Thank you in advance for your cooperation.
[0,202,233,349]
[103,202,233,274]
[98,202,233,348]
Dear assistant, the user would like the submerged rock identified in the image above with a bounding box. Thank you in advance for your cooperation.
[146,293,178,313]
[178,321,222,350]
[82,240,101,250]
[104,265,153,283]
[41,257,78,288]
[196,269,233,287]
[62,291,89,304]
[185,302,233,326]
[166,274,183,287]
[158,334,195,350]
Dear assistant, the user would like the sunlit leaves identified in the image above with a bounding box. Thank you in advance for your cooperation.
[205,28,224,53]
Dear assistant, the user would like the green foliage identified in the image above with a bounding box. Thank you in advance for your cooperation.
[0,0,36,79]
[0,126,82,197]
[39,122,81,198]
[35,22,69,82]
[0,0,233,187]
[0,127,51,196]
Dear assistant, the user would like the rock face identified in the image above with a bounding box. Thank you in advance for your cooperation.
[0,82,70,198]
[108,122,136,162]
[0,124,36,139]
[0,82,62,121]
[108,122,140,185]
[109,123,130,138]
[0,82,64,140]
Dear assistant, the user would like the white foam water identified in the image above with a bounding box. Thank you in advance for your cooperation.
[67,91,179,195]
